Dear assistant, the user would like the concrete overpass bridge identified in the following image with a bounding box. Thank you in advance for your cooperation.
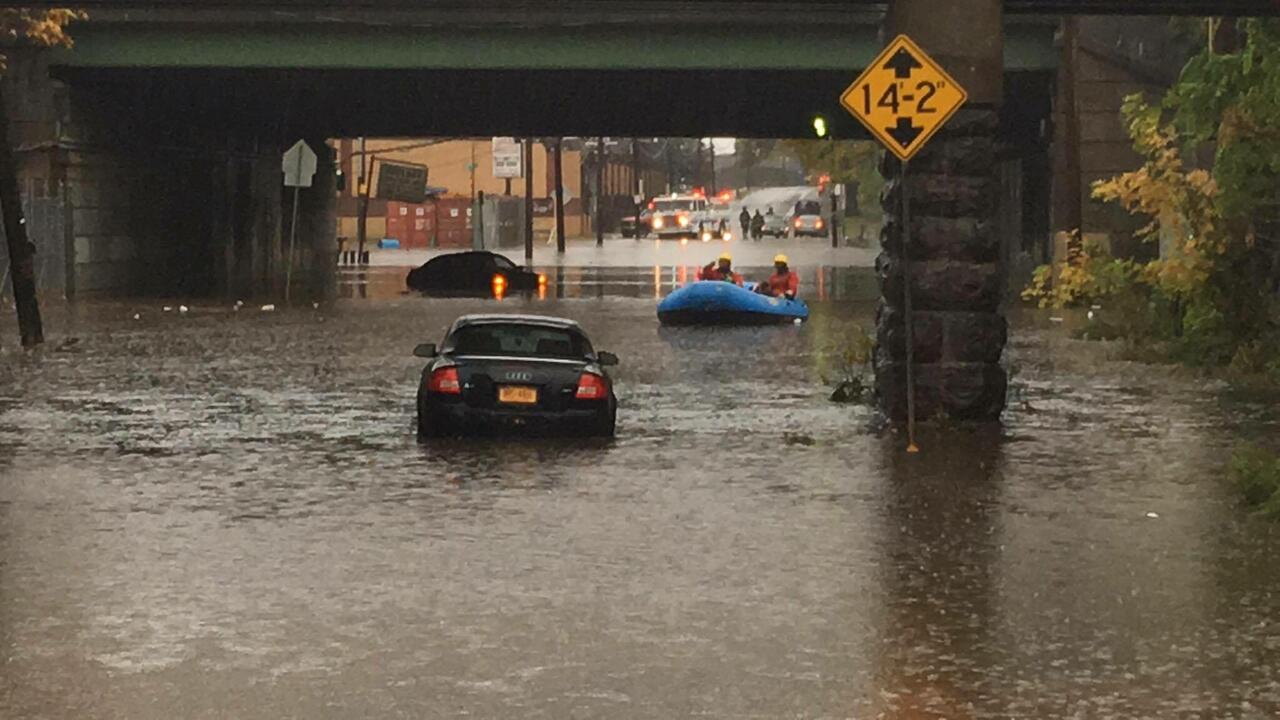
[4,0,1277,421]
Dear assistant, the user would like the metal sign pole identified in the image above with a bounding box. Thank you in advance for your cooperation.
[900,159,918,453]
[286,183,300,303]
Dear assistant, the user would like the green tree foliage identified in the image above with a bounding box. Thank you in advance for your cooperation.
[1231,444,1280,520]
[735,139,776,187]
[780,139,883,214]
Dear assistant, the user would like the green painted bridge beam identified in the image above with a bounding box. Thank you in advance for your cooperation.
[52,21,1057,72]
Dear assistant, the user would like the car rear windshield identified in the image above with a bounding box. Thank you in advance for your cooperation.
[654,200,695,212]
[449,323,593,359]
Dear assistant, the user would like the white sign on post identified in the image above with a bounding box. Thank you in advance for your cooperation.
[281,139,318,303]
[282,140,318,188]
[492,137,523,179]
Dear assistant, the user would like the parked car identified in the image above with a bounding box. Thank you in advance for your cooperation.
[620,206,653,238]
[406,251,542,297]
[414,314,619,437]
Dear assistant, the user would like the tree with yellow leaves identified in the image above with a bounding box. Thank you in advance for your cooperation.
[1027,19,1280,370]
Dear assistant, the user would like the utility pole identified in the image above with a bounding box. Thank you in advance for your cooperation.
[631,138,642,240]
[523,138,534,266]
[469,141,477,203]
[1060,16,1083,261]
[695,138,705,190]
[0,85,44,348]
[708,139,717,194]
[553,138,566,254]
[665,141,674,194]
[596,136,605,247]
[356,137,368,266]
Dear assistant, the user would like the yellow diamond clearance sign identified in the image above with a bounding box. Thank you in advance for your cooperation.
[840,35,967,161]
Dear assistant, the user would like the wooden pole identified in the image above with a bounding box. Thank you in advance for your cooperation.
[524,137,535,266]
[631,138,642,240]
[596,136,605,247]
[553,138,566,254]
[0,84,44,348]
[356,141,370,265]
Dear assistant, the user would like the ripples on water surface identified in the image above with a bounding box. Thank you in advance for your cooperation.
[1,268,1278,718]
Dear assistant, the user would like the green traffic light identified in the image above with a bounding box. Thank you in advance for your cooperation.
[812,116,828,138]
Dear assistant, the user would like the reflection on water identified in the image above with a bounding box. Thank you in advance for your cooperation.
[342,265,879,303]
[1,292,1279,718]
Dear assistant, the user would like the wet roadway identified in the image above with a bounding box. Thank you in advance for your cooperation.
[1,265,1279,719]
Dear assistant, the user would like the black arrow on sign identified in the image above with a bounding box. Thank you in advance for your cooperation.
[883,47,923,79]
[886,118,923,149]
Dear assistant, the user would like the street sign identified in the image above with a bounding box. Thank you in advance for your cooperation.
[492,137,523,178]
[375,161,428,203]
[840,35,967,161]
[282,140,317,188]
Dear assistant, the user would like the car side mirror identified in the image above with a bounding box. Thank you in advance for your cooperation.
[597,351,619,367]
[413,343,437,358]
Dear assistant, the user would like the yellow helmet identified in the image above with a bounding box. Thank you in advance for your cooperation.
[718,252,732,262]
[774,254,789,264]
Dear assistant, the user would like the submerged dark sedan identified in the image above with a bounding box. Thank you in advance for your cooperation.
[406,251,543,297]
[414,314,619,437]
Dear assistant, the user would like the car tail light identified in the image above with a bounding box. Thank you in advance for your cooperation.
[428,366,461,394]
[647,200,655,210]
[575,372,609,400]
[491,273,507,299]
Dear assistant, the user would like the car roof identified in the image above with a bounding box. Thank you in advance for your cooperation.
[426,250,509,263]
[451,314,583,331]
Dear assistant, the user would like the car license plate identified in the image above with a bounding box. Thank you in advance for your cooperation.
[498,385,538,405]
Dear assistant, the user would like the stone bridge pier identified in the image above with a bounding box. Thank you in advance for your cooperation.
[875,0,1009,424]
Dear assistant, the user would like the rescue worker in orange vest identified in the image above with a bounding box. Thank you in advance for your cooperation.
[699,252,743,285]
[756,254,800,299]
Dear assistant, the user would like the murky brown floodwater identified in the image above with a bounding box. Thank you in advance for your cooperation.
[2,266,1279,719]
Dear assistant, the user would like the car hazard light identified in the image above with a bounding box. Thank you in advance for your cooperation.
[428,366,461,394]
[575,372,608,400]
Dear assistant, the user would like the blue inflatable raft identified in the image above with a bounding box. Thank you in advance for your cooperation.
[657,281,809,325]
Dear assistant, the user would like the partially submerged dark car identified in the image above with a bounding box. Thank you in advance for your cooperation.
[414,314,619,437]
[406,251,542,297]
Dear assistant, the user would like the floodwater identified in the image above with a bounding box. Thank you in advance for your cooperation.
[1,266,1279,719]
